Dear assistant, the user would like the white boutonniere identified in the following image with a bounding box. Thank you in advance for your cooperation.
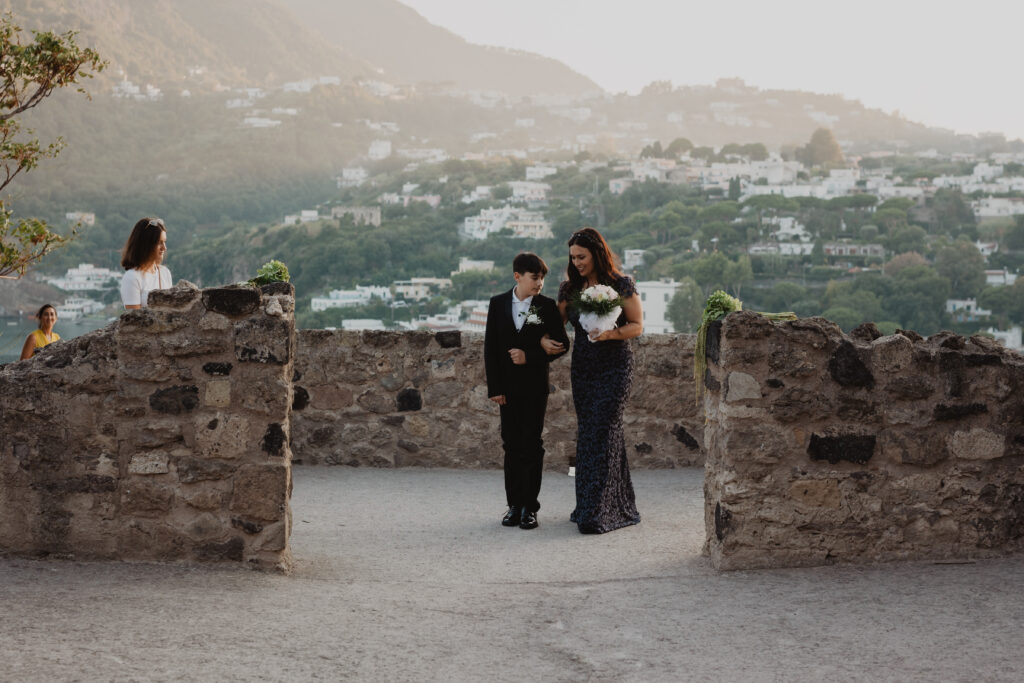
[520,305,543,326]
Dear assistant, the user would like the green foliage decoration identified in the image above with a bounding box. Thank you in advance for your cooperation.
[694,290,796,407]
[246,259,290,287]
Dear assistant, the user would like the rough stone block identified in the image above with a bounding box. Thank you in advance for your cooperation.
[196,537,245,562]
[789,479,841,508]
[234,317,291,364]
[725,371,761,402]
[202,287,260,317]
[828,340,874,388]
[176,457,236,483]
[148,281,200,309]
[204,379,232,408]
[180,486,225,511]
[229,464,289,521]
[199,313,231,331]
[128,452,170,475]
[934,403,988,421]
[357,390,394,414]
[149,385,200,415]
[122,482,174,516]
[949,429,1005,460]
[194,414,250,459]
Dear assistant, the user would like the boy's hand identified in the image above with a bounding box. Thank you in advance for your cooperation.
[490,395,506,405]
[540,335,564,355]
[508,348,526,365]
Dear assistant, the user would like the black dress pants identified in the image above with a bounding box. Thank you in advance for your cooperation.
[500,391,548,513]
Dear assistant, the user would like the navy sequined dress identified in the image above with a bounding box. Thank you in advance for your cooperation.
[559,275,641,534]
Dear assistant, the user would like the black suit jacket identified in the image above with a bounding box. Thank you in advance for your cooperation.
[484,290,569,399]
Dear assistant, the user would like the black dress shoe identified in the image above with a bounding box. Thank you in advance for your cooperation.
[519,509,538,530]
[502,506,522,527]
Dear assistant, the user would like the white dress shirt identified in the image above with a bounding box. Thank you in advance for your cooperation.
[511,289,534,331]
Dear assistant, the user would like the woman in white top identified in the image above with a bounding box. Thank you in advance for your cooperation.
[120,217,171,309]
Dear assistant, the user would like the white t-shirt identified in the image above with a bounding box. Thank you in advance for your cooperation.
[120,266,172,308]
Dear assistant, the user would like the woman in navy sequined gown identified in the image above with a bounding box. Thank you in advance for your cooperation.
[547,228,644,534]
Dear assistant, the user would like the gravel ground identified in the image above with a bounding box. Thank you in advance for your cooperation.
[2,467,1022,682]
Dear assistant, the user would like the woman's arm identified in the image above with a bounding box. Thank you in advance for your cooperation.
[591,293,643,342]
[20,334,35,360]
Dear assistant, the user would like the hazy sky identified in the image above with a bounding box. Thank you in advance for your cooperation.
[401,0,1024,141]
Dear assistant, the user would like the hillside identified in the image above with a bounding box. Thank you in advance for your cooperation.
[275,0,602,97]
[0,0,372,87]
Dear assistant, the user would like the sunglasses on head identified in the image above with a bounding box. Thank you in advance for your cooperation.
[148,218,165,228]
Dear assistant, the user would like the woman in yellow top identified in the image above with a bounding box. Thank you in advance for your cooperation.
[19,304,61,360]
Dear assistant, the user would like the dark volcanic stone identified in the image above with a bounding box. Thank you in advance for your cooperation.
[714,502,732,541]
[203,362,233,376]
[765,377,785,389]
[259,282,294,297]
[231,517,264,534]
[381,415,406,426]
[202,287,260,316]
[828,340,874,388]
[149,385,199,414]
[148,284,200,309]
[934,403,988,421]
[929,330,966,350]
[292,386,309,411]
[292,369,302,382]
[705,320,722,364]
[363,331,398,348]
[634,442,653,454]
[807,433,876,465]
[964,353,1002,367]
[260,423,287,456]
[30,475,117,494]
[849,322,882,342]
[397,388,422,411]
[176,457,235,483]
[897,328,923,342]
[888,376,935,400]
[197,537,244,562]
[672,424,700,450]
[397,439,420,453]
[308,426,335,447]
[435,331,462,348]
[703,368,720,392]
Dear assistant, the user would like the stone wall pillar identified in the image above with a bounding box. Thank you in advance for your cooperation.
[0,282,296,570]
[703,311,1024,570]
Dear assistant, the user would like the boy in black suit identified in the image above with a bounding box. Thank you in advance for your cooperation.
[485,252,570,530]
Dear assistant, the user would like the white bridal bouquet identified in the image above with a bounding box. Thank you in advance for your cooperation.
[573,284,623,340]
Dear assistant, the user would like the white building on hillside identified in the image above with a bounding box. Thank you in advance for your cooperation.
[508,181,551,203]
[46,264,119,291]
[624,250,646,270]
[985,269,1018,286]
[505,211,553,239]
[636,279,681,334]
[765,216,812,242]
[526,165,558,181]
[338,167,368,188]
[985,325,1023,350]
[392,278,452,301]
[311,286,392,312]
[945,298,992,322]
[452,257,495,276]
[972,197,1024,218]
[368,140,392,160]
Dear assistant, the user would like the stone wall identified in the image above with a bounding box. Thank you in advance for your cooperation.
[703,311,1024,570]
[291,330,702,469]
[0,282,296,570]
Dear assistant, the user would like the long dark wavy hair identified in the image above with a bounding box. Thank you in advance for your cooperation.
[121,217,166,270]
[564,227,623,295]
